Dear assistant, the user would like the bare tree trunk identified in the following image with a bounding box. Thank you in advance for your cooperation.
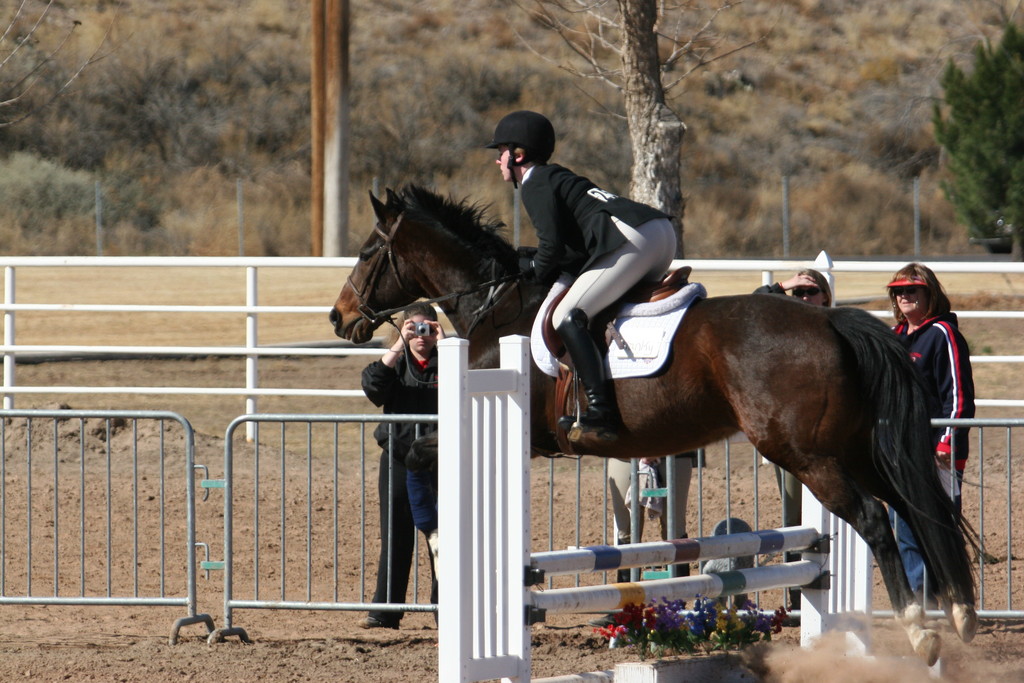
[618,0,688,258]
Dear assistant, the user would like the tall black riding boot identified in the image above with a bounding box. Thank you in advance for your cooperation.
[556,308,620,442]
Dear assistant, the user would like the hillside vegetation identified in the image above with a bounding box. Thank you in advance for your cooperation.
[0,0,1017,258]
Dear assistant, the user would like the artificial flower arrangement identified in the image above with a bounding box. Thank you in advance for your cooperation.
[593,596,788,660]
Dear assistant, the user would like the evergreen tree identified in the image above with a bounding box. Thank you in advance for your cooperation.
[933,23,1024,260]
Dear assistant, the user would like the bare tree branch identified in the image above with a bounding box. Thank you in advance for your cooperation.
[660,2,735,72]
[512,0,623,88]
[510,0,767,257]
[0,1,116,128]
[662,35,767,91]
[518,0,758,89]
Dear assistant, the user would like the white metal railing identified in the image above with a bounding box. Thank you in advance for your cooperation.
[1,257,364,415]
[1,254,1023,412]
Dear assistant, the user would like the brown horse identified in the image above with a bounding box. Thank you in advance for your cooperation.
[329,185,978,663]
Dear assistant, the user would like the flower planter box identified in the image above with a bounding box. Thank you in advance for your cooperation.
[613,653,754,683]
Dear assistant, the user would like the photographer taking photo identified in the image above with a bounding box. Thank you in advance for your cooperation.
[359,303,444,629]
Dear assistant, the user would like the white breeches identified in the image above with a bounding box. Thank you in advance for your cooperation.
[551,217,676,325]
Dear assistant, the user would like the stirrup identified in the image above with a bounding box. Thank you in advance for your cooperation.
[562,412,619,442]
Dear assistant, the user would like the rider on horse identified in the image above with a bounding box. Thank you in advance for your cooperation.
[487,110,677,443]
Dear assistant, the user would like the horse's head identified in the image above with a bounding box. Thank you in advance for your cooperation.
[330,185,525,345]
[330,188,429,342]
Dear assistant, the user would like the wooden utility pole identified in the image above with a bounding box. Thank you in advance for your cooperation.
[311,0,350,257]
[310,0,325,256]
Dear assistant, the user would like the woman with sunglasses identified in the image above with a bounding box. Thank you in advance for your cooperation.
[753,268,832,306]
[886,262,975,606]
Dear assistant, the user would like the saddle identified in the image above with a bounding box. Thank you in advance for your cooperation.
[540,266,692,361]
[543,266,692,455]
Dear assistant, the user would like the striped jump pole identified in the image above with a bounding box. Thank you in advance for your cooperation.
[530,526,824,579]
[530,561,822,615]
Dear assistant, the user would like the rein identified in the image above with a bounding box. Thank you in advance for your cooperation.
[362,271,523,331]
[460,257,528,337]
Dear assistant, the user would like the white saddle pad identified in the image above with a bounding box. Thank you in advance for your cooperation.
[530,275,706,379]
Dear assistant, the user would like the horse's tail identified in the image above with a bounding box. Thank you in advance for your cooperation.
[828,306,977,606]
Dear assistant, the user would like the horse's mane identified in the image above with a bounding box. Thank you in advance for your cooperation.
[397,185,518,273]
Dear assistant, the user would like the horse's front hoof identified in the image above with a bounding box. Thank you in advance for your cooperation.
[950,603,977,643]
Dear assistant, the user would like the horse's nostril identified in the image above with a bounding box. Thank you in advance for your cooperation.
[328,308,339,326]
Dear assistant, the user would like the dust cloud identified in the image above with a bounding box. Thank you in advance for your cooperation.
[747,626,1024,683]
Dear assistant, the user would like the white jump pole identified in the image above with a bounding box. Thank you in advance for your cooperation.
[531,561,821,614]
[531,526,823,577]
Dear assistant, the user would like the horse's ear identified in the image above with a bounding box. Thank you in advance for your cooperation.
[369,191,387,222]
[385,187,400,209]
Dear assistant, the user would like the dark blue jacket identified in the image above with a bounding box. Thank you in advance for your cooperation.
[893,312,975,469]
[520,164,669,284]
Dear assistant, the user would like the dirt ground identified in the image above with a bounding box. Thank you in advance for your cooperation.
[0,284,1023,682]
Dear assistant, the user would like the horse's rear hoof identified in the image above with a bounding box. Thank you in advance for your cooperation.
[911,628,941,667]
[951,603,977,643]
[900,605,940,667]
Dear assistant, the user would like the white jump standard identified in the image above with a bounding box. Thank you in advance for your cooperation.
[437,336,870,683]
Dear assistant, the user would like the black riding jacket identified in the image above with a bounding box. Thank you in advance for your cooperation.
[520,163,669,284]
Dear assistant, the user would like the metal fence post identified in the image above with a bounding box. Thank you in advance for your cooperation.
[95,181,104,256]
[782,175,791,257]
[245,267,258,440]
[3,267,14,410]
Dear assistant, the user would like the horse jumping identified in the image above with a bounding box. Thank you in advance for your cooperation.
[329,185,978,664]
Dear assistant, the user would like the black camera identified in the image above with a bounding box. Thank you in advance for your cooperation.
[414,322,432,337]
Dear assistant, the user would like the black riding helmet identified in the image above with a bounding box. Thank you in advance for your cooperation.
[486,110,556,165]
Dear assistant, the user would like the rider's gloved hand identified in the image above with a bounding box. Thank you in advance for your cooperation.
[517,246,538,283]
[518,257,536,280]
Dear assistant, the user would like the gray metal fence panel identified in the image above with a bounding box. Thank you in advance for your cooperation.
[203,413,1023,644]
[210,413,439,644]
[0,409,213,643]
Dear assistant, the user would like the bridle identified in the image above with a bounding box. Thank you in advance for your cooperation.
[346,211,525,333]
[346,213,420,328]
